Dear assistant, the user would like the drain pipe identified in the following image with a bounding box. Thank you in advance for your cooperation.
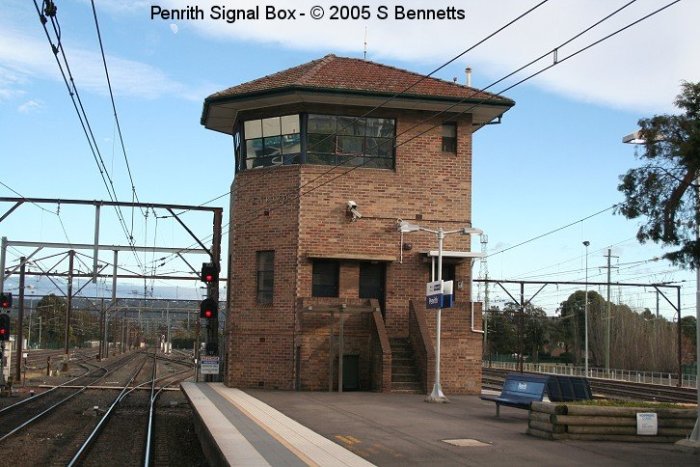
[469,258,484,334]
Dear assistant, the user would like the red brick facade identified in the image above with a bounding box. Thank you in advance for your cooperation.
[205,56,513,394]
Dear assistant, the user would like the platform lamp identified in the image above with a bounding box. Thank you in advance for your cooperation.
[623,130,700,444]
[397,220,483,403]
[583,240,590,378]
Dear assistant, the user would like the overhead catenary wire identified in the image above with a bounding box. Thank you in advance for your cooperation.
[156,0,553,258]
[159,0,674,271]
[233,0,672,231]
[166,0,553,220]
[89,0,146,219]
[32,0,146,273]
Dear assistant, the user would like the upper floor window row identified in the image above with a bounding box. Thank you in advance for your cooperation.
[236,114,396,172]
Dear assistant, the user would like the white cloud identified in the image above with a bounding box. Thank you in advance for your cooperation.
[160,0,699,113]
[0,23,194,101]
[18,99,43,113]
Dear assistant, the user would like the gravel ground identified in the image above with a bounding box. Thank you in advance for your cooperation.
[0,351,207,466]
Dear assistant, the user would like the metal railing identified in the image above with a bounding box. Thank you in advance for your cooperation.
[483,360,698,389]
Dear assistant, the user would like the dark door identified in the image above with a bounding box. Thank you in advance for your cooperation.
[343,355,360,391]
[359,262,386,311]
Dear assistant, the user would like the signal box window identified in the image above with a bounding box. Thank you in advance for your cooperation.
[441,123,457,153]
[256,251,275,304]
[244,115,301,169]
[312,260,340,297]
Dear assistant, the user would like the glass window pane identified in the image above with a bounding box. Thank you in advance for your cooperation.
[376,138,394,157]
[257,251,274,270]
[441,123,456,137]
[246,138,264,158]
[368,118,395,138]
[280,114,300,135]
[244,119,263,139]
[262,117,281,137]
[308,114,336,133]
[280,133,301,154]
[337,116,365,136]
[308,133,335,154]
[312,260,339,297]
[264,135,282,156]
[306,152,335,165]
[337,136,364,155]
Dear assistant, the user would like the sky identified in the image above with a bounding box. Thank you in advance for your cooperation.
[1,0,699,321]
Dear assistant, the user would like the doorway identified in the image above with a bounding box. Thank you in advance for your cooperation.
[359,261,386,312]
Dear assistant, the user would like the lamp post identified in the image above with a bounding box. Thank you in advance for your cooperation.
[398,220,482,403]
[583,240,590,377]
[623,131,700,443]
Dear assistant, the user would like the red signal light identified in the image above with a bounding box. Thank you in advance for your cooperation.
[201,263,218,284]
[0,292,11,309]
[0,314,9,341]
[200,298,218,320]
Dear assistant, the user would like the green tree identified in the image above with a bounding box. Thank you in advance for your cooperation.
[617,81,700,267]
[485,306,517,357]
[36,294,67,348]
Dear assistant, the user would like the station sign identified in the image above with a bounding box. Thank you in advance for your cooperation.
[426,280,443,309]
[441,280,454,308]
[200,355,220,375]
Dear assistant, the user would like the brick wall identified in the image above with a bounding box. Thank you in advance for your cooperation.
[225,108,483,393]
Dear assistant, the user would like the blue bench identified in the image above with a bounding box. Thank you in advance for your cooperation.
[482,372,592,416]
[481,373,549,416]
[547,374,592,402]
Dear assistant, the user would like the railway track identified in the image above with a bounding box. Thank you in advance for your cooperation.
[65,350,195,466]
[0,352,140,442]
[483,368,697,404]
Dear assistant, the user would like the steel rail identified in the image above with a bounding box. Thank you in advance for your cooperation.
[144,366,195,467]
[0,352,140,442]
[0,362,95,415]
[67,352,151,466]
[144,352,158,466]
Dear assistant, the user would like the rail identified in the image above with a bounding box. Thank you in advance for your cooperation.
[67,352,151,466]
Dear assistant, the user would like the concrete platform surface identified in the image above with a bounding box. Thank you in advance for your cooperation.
[184,383,699,466]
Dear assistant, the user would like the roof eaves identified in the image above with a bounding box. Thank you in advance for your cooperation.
[203,85,515,109]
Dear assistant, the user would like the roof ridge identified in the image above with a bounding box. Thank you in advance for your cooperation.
[297,54,337,85]
[344,54,498,96]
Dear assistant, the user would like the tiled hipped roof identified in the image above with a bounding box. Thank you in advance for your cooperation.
[205,54,513,105]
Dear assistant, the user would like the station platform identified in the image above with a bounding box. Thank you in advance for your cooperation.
[181,383,374,466]
[182,383,699,466]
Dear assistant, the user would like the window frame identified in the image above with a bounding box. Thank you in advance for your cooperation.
[256,250,275,304]
[312,260,340,297]
[441,122,457,154]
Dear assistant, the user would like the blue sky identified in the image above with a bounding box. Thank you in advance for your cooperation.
[1,0,698,319]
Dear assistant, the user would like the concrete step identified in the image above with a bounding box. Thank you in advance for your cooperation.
[391,381,423,393]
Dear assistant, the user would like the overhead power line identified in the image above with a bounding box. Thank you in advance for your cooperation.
[200,0,553,215]
[236,0,670,229]
[32,0,145,272]
[89,0,145,217]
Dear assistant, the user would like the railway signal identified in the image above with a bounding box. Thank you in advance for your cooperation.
[0,292,11,309]
[201,262,218,284]
[0,314,9,340]
[200,298,218,320]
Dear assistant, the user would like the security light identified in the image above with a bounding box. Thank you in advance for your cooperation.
[397,220,421,233]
